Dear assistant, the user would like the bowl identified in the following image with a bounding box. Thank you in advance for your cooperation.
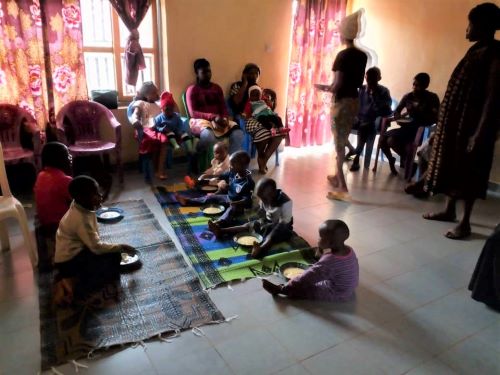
[279,262,309,280]
[96,207,124,223]
[233,232,264,248]
[200,204,226,216]
[120,250,141,272]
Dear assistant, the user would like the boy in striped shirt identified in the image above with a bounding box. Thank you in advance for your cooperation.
[263,220,359,301]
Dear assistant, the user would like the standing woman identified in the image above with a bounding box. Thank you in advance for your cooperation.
[229,63,284,174]
[186,59,244,154]
[424,3,499,239]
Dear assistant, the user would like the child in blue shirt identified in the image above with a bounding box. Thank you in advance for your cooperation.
[175,151,254,225]
[154,91,193,153]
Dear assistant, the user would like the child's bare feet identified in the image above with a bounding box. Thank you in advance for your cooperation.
[175,193,188,206]
[262,279,283,296]
[207,220,222,238]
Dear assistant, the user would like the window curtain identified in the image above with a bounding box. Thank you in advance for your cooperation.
[0,0,87,130]
[109,0,151,86]
[286,0,346,147]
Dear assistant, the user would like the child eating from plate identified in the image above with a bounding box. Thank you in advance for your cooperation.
[262,219,359,301]
[208,177,293,258]
[53,176,135,305]
[184,141,230,189]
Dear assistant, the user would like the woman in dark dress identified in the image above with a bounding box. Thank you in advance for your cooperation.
[229,63,284,174]
[424,3,499,239]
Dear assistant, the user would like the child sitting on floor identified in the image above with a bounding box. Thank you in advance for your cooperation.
[208,177,293,258]
[184,141,230,188]
[262,220,359,301]
[175,151,254,226]
[54,176,135,305]
[34,142,73,271]
[244,85,288,136]
[154,91,194,153]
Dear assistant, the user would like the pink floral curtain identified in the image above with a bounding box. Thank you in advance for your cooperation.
[286,0,346,147]
[0,0,87,130]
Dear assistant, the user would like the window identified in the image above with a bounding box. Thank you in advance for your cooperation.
[81,0,159,100]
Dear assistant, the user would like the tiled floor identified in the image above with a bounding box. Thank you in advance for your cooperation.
[1,145,499,375]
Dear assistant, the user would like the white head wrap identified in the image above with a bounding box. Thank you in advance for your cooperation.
[248,85,262,96]
[340,10,362,40]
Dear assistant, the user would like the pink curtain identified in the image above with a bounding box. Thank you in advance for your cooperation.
[286,0,346,147]
[109,0,151,86]
[0,0,87,130]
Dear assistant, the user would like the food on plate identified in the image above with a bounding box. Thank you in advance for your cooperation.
[237,235,259,246]
[283,267,305,279]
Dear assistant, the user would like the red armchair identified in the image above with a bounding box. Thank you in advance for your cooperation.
[0,104,41,170]
[56,100,123,182]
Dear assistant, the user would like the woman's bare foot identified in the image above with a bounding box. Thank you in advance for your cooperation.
[207,220,222,237]
[423,211,456,222]
[174,193,188,206]
[445,222,471,239]
[262,279,283,296]
[257,156,267,174]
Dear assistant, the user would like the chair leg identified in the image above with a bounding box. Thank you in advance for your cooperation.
[116,149,123,184]
[15,203,38,268]
[0,223,10,252]
[364,136,376,170]
[275,149,279,166]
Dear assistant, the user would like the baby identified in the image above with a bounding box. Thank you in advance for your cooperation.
[185,141,230,188]
[244,85,288,135]
[262,220,359,301]
[208,177,293,258]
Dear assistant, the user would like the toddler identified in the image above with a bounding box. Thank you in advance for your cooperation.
[244,85,288,135]
[184,141,230,188]
[209,177,293,258]
[34,142,73,270]
[262,220,359,301]
[176,151,254,225]
[54,176,134,304]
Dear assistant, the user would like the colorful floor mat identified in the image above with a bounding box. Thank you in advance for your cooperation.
[38,200,223,370]
[154,185,315,289]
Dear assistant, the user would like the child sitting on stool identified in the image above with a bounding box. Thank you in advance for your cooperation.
[54,176,135,305]
[184,141,230,189]
[262,220,359,302]
[244,85,288,136]
[175,151,254,226]
[209,177,293,258]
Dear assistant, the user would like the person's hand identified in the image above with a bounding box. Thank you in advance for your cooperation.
[198,174,207,180]
[314,83,326,91]
[467,135,478,153]
[121,244,136,254]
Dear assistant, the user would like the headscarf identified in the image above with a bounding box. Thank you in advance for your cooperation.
[248,85,262,96]
[339,10,362,40]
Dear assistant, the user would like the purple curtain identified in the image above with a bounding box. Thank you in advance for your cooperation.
[109,0,151,86]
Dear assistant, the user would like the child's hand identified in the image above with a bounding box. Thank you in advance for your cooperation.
[199,174,207,180]
[121,244,136,254]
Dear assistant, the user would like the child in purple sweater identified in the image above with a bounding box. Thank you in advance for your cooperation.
[263,220,359,301]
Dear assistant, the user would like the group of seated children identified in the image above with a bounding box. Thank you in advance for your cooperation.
[129,83,193,183]
[36,140,359,305]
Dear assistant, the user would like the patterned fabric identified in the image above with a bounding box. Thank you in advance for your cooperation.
[109,0,151,86]
[0,0,88,130]
[425,40,500,199]
[153,185,314,289]
[331,97,359,152]
[39,200,223,369]
[286,0,346,147]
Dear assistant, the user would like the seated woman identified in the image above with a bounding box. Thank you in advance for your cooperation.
[186,58,244,155]
[229,63,284,174]
[379,73,440,175]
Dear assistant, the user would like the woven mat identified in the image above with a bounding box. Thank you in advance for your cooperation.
[38,200,223,370]
[153,185,315,289]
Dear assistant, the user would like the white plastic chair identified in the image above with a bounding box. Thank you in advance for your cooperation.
[0,142,37,267]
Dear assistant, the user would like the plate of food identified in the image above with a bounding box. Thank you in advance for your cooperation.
[200,204,225,216]
[96,207,124,223]
[233,232,264,248]
[199,185,218,193]
[279,262,309,280]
